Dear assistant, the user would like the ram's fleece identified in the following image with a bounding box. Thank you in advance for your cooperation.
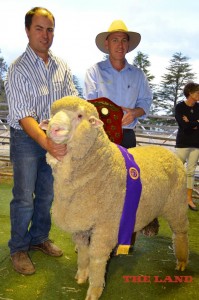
[41,96,189,300]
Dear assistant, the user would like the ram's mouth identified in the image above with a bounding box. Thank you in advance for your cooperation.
[48,127,70,144]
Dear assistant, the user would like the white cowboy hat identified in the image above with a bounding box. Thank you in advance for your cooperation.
[95,20,141,54]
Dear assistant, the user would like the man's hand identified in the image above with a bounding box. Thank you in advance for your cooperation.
[121,107,145,126]
[46,138,67,161]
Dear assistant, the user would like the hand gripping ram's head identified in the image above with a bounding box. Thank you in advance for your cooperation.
[39,96,106,162]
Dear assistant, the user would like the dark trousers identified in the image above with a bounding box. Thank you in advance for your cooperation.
[120,129,136,149]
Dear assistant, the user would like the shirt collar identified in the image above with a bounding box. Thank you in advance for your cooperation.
[25,44,57,66]
[102,57,133,71]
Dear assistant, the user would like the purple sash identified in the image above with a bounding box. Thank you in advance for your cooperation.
[116,145,142,255]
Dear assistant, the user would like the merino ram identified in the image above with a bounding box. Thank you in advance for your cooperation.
[40,96,189,300]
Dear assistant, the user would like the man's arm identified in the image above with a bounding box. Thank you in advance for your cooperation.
[121,107,145,126]
[84,67,99,99]
[19,117,67,160]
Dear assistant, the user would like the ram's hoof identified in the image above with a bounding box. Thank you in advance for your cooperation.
[75,269,89,284]
[175,261,186,271]
[85,286,103,300]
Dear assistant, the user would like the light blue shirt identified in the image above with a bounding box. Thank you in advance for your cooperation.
[5,45,78,129]
[84,58,153,128]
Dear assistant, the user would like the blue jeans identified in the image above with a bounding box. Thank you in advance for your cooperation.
[9,127,54,255]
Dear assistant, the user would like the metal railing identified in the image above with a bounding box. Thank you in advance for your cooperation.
[1,107,179,163]
[135,116,178,149]
[1,104,199,179]
[0,102,10,164]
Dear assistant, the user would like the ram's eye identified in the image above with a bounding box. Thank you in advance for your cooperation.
[78,114,83,119]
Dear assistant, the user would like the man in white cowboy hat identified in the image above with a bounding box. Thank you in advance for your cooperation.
[84,20,153,148]
[84,20,158,242]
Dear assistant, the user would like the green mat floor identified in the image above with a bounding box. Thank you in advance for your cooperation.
[0,181,198,300]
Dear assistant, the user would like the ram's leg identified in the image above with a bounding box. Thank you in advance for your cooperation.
[173,232,189,271]
[85,226,117,300]
[168,160,189,271]
[164,206,189,271]
[72,232,90,284]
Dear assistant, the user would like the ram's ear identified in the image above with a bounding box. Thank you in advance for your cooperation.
[39,119,50,130]
[89,116,104,128]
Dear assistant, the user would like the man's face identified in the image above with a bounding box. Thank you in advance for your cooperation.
[25,12,54,58]
[105,32,129,60]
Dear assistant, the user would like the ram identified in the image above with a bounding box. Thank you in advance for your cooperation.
[40,96,189,300]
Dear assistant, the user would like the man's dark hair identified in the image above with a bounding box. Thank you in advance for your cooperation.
[183,82,199,98]
[25,7,55,30]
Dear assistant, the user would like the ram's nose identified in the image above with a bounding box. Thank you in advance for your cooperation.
[50,126,62,136]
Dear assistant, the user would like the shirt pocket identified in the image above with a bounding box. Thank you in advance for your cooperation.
[52,81,64,92]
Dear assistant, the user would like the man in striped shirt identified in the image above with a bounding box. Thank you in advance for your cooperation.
[4,7,78,275]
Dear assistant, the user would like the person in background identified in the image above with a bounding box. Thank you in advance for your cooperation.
[4,7,78,275]
[175,82,199,211]
[84,19,153,148]
[84,20,157,243]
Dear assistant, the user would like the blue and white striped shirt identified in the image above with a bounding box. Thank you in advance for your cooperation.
[84,58,153,129]
[5,45,78,129]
